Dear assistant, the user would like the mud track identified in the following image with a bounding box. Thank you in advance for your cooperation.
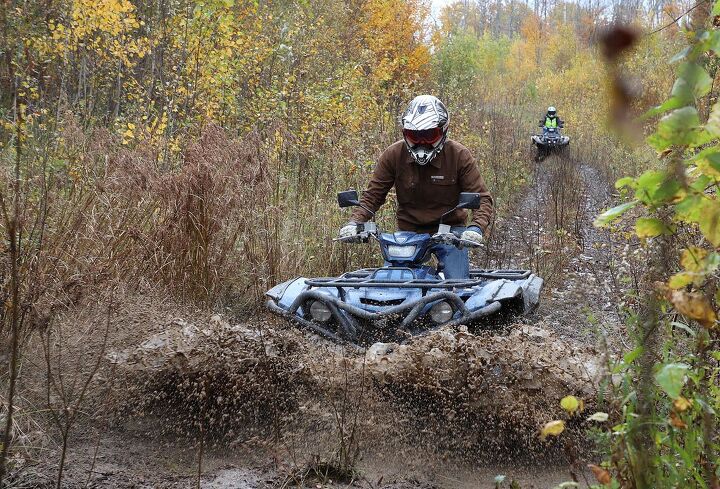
[23,152,627,488]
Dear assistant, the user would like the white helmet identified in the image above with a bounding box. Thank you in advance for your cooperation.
[401,95,449,166]
[547,106,557,116]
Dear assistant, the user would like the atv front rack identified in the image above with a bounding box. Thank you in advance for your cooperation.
[305,267,531,290]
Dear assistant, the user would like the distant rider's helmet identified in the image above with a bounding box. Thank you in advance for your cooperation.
[547,106,557,117]
[401,95,449,166]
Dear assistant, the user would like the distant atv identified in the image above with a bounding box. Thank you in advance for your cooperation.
[266,191,543,346]
[532,122,570,162]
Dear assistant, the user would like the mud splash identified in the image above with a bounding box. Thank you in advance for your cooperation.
[110,315,308,440]
[365,324,603,458]
[110,312,603,464]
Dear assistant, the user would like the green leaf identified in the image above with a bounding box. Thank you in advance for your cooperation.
[635,217,672,238]
[594,201,637,227]
[668,272,694,289]
[672,63,713,102]
[633,170,680,204]
[699,199,720,246]
[646,132,671,152]
[615,176,635,190]
[708,29,720,53]
[675,194,704,222]
[654,179,682,203]
[688,146,720,162]
[669,46,691,64]
[689,129,717,148]
[655,363,689,399]
[657,106,701,146]
[670,321,697,337]
[612,346,642,374]
[706,102,720,137]
[705,154,720,174]
[713,1,720,16]
[642,97,683,120]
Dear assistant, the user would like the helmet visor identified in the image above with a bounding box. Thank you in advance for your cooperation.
[548,110,556,116]
[403,127,443,146]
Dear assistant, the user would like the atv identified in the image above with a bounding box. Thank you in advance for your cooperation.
[532,122,570,162]
[266,190,543,346]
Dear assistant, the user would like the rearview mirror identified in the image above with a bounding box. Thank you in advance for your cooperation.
[457,192,481,210]
[337,190,360,208]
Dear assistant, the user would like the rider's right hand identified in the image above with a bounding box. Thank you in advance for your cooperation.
[338,222,359,239]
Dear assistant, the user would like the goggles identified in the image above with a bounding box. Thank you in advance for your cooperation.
[403,127,444,146]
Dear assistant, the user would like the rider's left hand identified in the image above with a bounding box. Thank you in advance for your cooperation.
[461,226,483,244]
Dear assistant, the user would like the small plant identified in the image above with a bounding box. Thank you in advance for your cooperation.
[592,4,720,487]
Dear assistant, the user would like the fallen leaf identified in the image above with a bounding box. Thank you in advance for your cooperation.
[560,395,580,415]
[588,464,611,484]
[670,411,688,429]
[540,420,565,439]
[587,412,609,422]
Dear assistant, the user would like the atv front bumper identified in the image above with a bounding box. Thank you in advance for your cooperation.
[265,268,541,344]
[266,290,502,344]
[532,135,570,148]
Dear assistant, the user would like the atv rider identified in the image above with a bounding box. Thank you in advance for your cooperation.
[338,95,494,280]
[540,106,564,130]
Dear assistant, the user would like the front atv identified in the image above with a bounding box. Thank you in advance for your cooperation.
[266,191,543,346]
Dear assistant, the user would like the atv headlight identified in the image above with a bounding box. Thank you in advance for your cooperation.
[430,301,453,323]
[387,245,416,258]
[309,300,332,322]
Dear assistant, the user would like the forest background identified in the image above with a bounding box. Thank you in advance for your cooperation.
[0,0,684,309]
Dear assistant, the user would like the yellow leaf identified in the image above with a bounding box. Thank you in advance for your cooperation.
[540,420,565,439]
[668,290,717,328]
[635,217,671,238]
[681,247,707,272]
[673,396,693,412]
[560,395,580,415]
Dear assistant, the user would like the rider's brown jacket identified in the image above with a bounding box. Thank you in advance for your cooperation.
[350,139,494,233]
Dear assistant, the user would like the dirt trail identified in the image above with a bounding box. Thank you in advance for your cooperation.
[22,151,624,489]
[487,152,621,341]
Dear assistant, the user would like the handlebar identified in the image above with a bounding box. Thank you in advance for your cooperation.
[333,221,378,243]
[431,232,482,249]
[335,223,482,249]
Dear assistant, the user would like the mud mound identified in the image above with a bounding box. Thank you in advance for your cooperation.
[364,324,602,457]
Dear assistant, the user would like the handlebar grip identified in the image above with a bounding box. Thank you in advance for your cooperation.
[334,235,361,243]
[458,238,483,248]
